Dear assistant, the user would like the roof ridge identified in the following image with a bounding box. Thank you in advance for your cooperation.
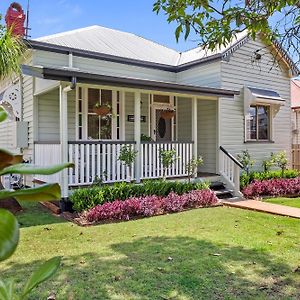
[35,25,99,41]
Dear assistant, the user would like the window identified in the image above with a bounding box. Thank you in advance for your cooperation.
[78,87,83,139]
[87,88,112,140]
[153,94,170,104]
[246,105,270,141]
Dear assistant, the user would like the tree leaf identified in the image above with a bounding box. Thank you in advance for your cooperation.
[0,107,7,123]
[0,162,74,176]
[0,184,61,201]
[22,257,61,298]
[0,149,23,170]
[0,209,19,262]
[0,280,14,300]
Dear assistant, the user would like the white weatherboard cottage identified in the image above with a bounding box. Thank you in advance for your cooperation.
[0,26,298,199]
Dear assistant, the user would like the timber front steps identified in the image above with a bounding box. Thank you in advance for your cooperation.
[209,178,240,202]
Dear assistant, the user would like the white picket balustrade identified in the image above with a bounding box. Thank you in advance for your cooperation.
[68,141,135,186]
[141,141,193,179]
[34,142,62,184]
[219,147,242,196]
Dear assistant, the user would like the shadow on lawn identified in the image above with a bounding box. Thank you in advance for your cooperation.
[2,236,300,299]
[16,201,66,228]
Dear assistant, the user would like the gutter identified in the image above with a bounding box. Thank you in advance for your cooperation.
[26,39,223,73]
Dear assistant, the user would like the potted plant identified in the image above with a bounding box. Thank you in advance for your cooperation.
[93,102,111,116]
[161,108,176,120]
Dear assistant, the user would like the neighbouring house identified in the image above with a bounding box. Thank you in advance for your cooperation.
[0,25,298,200]
[291,79,300,170]
[292,79,300,144]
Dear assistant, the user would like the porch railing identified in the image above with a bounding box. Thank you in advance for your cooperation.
[34,142,61,183]
[68,141,136,186]
[219,146,243,196]
[34,140,194,186]
[141,141,193,179]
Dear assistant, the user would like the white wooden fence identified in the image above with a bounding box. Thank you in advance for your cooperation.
[141,141,193,179]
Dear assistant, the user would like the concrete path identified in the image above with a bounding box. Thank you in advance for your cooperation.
[223,199,300,219]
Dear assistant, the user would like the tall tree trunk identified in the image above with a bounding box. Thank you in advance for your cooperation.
[0,179,22,214]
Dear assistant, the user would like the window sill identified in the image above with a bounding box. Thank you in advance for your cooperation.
[244,140,275,144]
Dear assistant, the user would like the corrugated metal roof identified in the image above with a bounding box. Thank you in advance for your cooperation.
[178,31,248,65]
[35,25,248,67]
[35,25,179,66]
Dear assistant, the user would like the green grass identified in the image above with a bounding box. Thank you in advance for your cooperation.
[265,197,300,209]
[1,201,300,299]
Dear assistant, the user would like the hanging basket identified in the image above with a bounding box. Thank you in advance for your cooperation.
[93,105,111,116]
[161,110,175,120]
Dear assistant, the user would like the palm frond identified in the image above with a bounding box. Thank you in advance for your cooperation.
[0,28,26,80]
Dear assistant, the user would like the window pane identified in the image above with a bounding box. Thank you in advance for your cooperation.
[88,115,99,139]
[100,116,112,139]
[249,106,257,140]
[101,89,112,106]
[88,89,100,113]
[258,106,269,140]
[78,100,82,113]
[78,87,82,99]
[153,94,170,103]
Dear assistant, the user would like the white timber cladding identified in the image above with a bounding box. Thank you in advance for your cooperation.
[0,77,16,152]
[34,50,176,82]
[37,88,76,141]
[197,100,217,173]
[220,38,292,168]
[176,61,222,88]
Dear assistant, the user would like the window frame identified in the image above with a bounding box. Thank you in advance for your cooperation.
[245,104,272,142]
[76,86,123,141]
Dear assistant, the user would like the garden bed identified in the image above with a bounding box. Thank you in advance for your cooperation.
[68,189,219,226]
[242,177,300,199]
[70,180,210,212]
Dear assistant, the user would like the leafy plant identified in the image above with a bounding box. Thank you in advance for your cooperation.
[262,152,276,172]
[0,24,25,79]
[243,177,300,199]
[86,189,218,223]
[141,133,153,141]
[273,151,288,177]
[70,180,210,212]
[118,145,137,182]
[237,150,254,175]
[186,156,204,182]
[0,106,73,298]
[159,148,177,180]
[240,169,299,189]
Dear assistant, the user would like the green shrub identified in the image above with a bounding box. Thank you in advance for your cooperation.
[240,169,299,189]
[70,180,210,212]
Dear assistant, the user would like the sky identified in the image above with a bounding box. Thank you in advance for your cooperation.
[0,0,200,52]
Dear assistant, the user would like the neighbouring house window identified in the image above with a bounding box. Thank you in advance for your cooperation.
[246,105,270,141]
[87,88,113,140]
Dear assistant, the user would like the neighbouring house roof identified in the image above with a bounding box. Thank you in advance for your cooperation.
[27,25,299,75]
[291,79,300,109]
[22,65,239,98]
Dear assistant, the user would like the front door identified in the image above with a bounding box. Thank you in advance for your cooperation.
[154,109,172,141]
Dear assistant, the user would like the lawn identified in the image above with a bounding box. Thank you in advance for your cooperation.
[265,197,300,209]
[1,202,300,299]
